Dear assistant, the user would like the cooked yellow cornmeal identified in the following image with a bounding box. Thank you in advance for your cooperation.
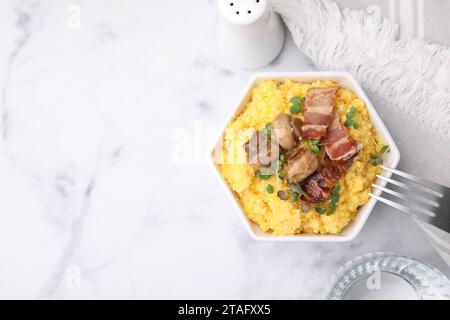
[219,80,384,235]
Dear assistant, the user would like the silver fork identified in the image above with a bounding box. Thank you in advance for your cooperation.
[369,165,450,233]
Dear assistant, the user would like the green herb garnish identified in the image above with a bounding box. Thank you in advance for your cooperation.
[310,144,320,154]
[289,104,301,115]
[257,155,286,181]
[344,106,359,129]
[369,154,382,165]
[277,190,289,201]
[327,184,341,215]
[344,118,359,129]
[266,184,274,194]
[315,207,325,214]
[265,123,272,138]
[289,96,304,115]
[290,191,299,203]
[327,203,337,216]
[290,97,300,105]
[346,106,357,119]
[261,123,273,140]
[270,159,282,173]
[301,204,310,213]
[287,182,310,200]
[257,171,272,180]
[381,145,390,154]
[308,139,321,154]
[332,184,341,196]
[269,154,286,175]
[368,145,390,166]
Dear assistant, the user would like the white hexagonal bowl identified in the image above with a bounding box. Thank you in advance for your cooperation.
[210,72,400,241]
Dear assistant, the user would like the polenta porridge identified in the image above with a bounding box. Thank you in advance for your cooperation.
[217,80,389,236]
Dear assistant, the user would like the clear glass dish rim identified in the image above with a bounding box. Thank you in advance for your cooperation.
[326,252,450,300]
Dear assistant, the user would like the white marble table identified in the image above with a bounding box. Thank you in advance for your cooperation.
[0,1,448,299]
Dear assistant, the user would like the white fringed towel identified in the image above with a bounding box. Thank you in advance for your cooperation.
[271,0,450,265]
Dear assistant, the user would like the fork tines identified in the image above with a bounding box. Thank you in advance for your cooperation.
[370,165,450,233]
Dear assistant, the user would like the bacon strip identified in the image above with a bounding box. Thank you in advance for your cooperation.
[300,155,355,204]
[301,86,339,139]
[322,112,358,161]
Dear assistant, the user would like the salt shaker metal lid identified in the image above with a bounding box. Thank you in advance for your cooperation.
[217,0,285,69]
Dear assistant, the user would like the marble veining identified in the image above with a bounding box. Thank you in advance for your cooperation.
[0,0,448,299]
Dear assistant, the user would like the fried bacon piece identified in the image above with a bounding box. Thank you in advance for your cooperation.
[322,112,358,161]
[300,155,356,204]
[301,86,339,139]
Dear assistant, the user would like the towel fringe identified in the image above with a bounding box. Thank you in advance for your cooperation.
[272,0,450,139]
